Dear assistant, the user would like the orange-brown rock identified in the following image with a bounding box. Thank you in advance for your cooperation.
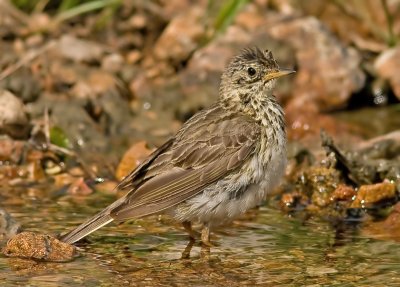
[351,182,397,209]
[330,184,356,202]
[115,141,153,181]
[2,232,77,262]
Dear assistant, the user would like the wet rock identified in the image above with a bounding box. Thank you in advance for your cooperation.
[350,182,397,209]
[115,141,153,180]
[279,191,308,212]
[321,131,400,185]
[153,6,205,65]
[0,208,21,242]
[375,47,400,101]
[363,202,400,241]
[0,90,30,139]
[269,17,365,111]
[57,35,105,63]
[2,232,77,262]
[330,184,356,202]
[305,167,342,207]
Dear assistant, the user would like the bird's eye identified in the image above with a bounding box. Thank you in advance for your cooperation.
[247,67,256,76]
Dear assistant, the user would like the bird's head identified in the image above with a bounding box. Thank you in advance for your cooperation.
[219,47,294,108]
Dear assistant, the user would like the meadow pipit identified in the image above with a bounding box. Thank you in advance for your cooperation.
[61,47,294,246]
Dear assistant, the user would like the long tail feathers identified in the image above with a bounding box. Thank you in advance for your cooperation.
[61,195,130,244]
[61,208,114,244]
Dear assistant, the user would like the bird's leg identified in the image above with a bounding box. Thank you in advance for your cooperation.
[181,237,195,259]
[182,221,199,240]
[201,224,212,247]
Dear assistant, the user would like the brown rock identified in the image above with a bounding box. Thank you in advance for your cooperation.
[330,184,356,202]
[280,191,308,212]
[2,232,77,262]
[351,182,397,208]
[126,50,142,64]
[53,173,75,188]
[94,180,118,194]
[0,90,30,139]
[0,138,24,163]
[269,17,365,111]
[57,35,105,63]
[101,53,124,73]
[363,202,400,241]
[375,47,400,100]
[67,177,93,196]
[115,141,153,180]
[306,167,341,207]
[128,14,148,29]
[153,6,205,64]
[284,87,357,141]
[70,70,117,99]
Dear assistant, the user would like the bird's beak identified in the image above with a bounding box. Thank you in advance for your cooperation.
[264,69,295,81]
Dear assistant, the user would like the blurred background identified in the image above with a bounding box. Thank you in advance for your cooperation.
[1,0,400,286]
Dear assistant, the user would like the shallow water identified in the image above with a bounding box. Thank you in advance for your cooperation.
[2,191,400,287]
[1,106,400,286]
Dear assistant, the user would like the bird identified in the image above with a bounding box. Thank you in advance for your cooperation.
[61,47,294,246]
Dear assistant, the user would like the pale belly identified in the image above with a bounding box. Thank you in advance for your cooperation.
[170,148,287,226]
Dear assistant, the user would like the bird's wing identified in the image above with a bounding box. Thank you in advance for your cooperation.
[110,105,261,220]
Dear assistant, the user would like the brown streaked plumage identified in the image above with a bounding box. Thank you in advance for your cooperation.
[61,47,294,246]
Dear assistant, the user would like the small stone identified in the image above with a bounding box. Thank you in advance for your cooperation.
[279,191,308,212]
[2,232,77,262]
[67,177,93,196]
[330,184,356,202]
[57,35,104,63]
[127,50,142,64]
[306,167,341,207]
[0,90,30,139]
[351,182,397,209]
[306,266,338,276]
[101,53,124,73]
[129,14,147,29]
[0,138,24,163]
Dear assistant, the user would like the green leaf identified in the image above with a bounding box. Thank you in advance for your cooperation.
[213,0,249,34]
[50,126,71,149]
